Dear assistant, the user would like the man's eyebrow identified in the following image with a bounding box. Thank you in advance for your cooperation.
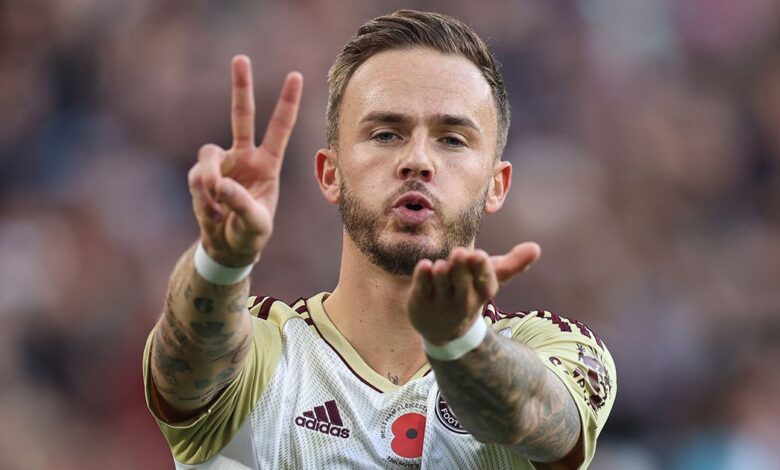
[359,112,480,132]
[359,112,410,124]
[431,113,480,132]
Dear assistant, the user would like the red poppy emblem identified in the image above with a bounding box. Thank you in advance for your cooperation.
[390,412,427,458]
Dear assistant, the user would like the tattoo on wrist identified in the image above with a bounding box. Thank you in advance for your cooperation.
[211,283,235,296]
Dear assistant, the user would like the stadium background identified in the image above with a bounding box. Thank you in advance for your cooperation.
[1,0,779,468]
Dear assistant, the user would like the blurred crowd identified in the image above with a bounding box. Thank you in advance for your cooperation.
[1,0,779,468]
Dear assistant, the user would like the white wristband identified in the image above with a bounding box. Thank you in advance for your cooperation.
[423,314,488,361]
[194,243,254,285]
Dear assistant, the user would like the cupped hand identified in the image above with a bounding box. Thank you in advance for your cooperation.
[407,242,541,345]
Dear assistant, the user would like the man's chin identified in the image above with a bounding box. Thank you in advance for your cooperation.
[367,238,448,277]
[388,220,429,236]
[380,232,441,255]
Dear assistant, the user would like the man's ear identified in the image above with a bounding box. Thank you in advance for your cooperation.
[315,148,340,205]
[485,160,511,214]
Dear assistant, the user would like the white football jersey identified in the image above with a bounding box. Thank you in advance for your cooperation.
[143,293,616,469]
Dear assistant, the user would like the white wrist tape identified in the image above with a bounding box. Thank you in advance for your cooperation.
[424,314,488,361]
[194,243,254,285]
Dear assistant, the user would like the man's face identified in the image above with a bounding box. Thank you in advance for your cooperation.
[335,48,500,276]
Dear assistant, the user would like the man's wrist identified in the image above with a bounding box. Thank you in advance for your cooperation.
[194,243,256,285]
[423,315,488,361]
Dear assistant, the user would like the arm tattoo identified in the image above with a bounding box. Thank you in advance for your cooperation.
[208,334,251,363]
[190,320,227,338]
[194,378,212,389]
[153,338,193,385]
[150,244,252,414]
[193,297,215,314]
[228,298,246,313]
[428,330,581,462]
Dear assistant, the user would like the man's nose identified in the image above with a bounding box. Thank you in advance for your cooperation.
[397,133,434,182]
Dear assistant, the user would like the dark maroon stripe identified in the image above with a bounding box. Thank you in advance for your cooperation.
[482,301,498,323]
[325,400,343,426]
[257,297,278,320]
[497,311,530,319]
[571,317,606,349]
[250,297,266,316]
[314,406,328,422]
[309,316,383,393]
[250,297,266,317]
[294,297,311,314]
[304,317,314,325]
[594,332,605,349]
[303,410,315,419]
[487,300,529,320]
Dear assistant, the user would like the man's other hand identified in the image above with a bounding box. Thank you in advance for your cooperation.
[407,243,541,345]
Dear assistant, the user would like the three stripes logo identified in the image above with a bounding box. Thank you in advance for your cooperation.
[294,400,351,439]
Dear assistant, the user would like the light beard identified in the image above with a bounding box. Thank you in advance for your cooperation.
[338,180,488,276]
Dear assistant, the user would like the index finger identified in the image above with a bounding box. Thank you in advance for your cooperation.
[231,55,255,149]
[467,251,499,299]
[411,259,434,299]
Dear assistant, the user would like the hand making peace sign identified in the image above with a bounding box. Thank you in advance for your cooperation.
[188,56,303,267]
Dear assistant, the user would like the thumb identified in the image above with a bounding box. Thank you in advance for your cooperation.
[490,242,542,285]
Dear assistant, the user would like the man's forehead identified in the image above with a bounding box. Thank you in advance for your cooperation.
[342,48,496,131]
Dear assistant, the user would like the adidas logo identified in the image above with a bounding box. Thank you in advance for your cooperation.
[294,400,351,439]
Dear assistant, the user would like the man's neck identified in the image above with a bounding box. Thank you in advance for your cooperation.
[322,234,428,385]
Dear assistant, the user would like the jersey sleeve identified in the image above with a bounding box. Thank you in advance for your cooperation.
[142,296,285,466]
[489,308,617,469]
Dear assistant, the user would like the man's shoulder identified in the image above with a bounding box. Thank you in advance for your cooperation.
[483,301,608,351]
[485,301,617,435]
[246,292,328,330]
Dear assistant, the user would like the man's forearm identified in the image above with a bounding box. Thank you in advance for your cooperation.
[428,329,580,462]
[150,243,252,415]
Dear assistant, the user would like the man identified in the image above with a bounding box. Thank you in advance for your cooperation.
[144,10,615,469]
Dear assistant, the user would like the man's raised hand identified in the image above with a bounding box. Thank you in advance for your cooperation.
[188,55,303,266]
[407,243,541,346]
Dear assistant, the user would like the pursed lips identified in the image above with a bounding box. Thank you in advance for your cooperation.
[391,191,435,226]
[392,191,433,211]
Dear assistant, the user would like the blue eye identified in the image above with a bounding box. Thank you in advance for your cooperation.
[372,132,399,143]
[440,136,465,147]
